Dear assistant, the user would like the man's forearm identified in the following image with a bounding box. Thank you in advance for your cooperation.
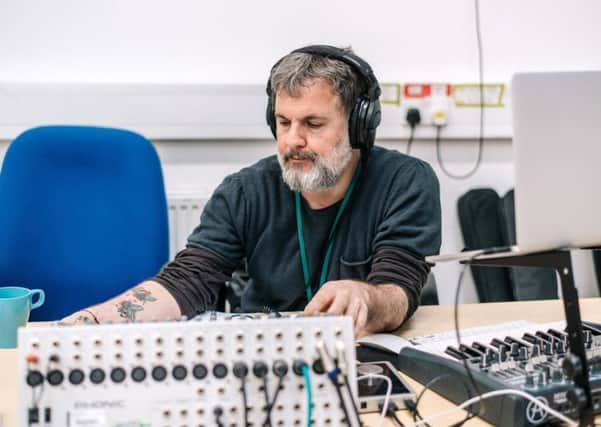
[67,281,181,323]
[365,283,409,333]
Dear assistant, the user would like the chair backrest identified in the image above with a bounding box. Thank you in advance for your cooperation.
[419,272,439,305]
[0,126,169,320]
[457,188,514,302]
[499,189,558,300]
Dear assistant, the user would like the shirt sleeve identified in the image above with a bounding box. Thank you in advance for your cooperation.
[152,247,238,317]
[366,246,431,326]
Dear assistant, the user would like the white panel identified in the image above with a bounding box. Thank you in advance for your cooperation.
[0,82,512,140]
[167,196,209,261]
[0,84,269,140]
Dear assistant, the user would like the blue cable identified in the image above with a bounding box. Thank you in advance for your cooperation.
[301,365,313,427]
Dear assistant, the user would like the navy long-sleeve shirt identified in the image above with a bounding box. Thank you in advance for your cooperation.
[153,146,441,324]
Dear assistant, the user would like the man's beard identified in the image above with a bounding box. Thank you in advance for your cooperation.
[277,140,353,192]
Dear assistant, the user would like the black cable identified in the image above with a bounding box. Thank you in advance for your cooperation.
[263,376,284,427]
[454,253,487,420]
[409,373,475,427]
[240,377,249,427]
[384,402,406,426]
[406,126,416,155]
[405,108,421,155]
[213,407,225,427]
[331,378,353,426]
[260,375,272,427]
[435,125,483,180]
[435,0,485,180]
[335,346,360,423]
[341,374,361,423]
[390,411,405,427]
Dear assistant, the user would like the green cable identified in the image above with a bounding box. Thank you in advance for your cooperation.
[301,364,313,427]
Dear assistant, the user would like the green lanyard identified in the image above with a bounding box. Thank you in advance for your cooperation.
[295,161,362,301]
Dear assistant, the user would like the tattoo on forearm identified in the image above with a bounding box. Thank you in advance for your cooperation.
[116,300,143,322]
[132,286,157,304]
[115,287,158,322]
[76,315,97,325]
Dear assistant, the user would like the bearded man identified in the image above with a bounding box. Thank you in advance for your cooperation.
[63,45,441,336]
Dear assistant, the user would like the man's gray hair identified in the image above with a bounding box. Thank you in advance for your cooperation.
[269,47,366,115]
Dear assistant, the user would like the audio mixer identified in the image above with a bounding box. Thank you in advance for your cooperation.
[18,314,358,427]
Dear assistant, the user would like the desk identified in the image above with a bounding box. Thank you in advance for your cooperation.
[1,298,600,427]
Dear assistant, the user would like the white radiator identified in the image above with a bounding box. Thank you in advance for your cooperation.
[167,195,209,260]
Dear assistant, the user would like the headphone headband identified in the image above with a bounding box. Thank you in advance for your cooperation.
[289,45,381,100]
[265,45,382,154]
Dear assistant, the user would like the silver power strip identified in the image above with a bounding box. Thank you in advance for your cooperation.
[18,315,357,427]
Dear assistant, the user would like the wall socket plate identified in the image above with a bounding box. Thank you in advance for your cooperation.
[452,83,505,107]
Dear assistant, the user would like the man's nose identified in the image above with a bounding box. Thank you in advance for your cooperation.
[281,123,306,149]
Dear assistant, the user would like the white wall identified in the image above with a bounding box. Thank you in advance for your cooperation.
[1,0,600,303]
[1,1,599,83]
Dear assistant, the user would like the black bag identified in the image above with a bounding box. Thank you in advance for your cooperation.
[457,188,514,302]
[593,251,601,295]
[499,190,558,300]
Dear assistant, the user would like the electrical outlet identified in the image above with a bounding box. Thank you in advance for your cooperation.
[402,83,451,126]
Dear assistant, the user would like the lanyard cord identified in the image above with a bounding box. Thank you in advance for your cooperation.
[295,161,363,301]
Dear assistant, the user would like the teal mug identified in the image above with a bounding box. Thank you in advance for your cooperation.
[0,286,45,348]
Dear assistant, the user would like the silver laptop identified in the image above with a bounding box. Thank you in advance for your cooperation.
[429,71,601,263]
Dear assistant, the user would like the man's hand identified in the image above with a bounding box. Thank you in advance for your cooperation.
[304,280,409,338]
[304,280,373,337]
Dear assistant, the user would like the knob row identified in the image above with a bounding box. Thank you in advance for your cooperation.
[26,363,216,387]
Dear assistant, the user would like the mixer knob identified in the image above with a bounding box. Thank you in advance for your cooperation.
[531,345,540,358]
[525,373,535,388]
[499,345,509,362]
[486,348,498,364]
[152,366,167,382]
[110,367,126,383]
[510,343,520,359]
[543,342,553,356]
[213,363,228,379]
[47,369,64,386]
[172,364,188,381]
[233,362,249,378]
[89,368,106,384]
[131,367,147,383]
[479,357,489,369]
[538,370,548,387]
[192,363,208,380]
[562,353,583,379]
[551,368,564,383]
[26,370,44,387]
[68,369,85,385]
[542,365,551,378]
[555,341,566,354]
[518,347,528,361]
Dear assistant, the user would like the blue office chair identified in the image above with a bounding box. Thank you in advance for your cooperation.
[0,126,169,320]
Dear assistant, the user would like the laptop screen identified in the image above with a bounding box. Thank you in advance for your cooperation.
[512,71,601,252]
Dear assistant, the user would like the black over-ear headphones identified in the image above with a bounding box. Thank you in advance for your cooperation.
[265,45,382,153]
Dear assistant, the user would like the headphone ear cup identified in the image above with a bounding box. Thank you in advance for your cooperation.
[348,101,362,150]
[364,99,381,151]
[266,96,277,139]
